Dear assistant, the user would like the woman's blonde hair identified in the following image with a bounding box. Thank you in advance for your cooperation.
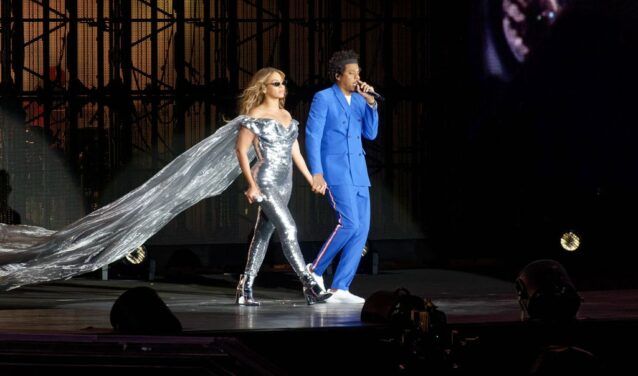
[238,67,286,115]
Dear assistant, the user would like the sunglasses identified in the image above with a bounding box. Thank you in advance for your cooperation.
[267,80,288,87]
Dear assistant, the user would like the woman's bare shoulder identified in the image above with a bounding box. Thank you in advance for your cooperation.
[247,106,267,119]
[280,109,292,122]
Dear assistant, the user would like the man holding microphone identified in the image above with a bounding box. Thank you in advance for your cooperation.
[305,49,380,304]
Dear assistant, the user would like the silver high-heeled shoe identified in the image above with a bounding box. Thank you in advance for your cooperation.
[301,274,332,305]
[235,274,260,306]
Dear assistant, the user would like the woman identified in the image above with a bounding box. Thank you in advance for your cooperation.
[0,68,327,306]
[234,68,331,305]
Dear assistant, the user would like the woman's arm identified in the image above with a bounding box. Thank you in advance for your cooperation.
[235,127,262,203]
[292,139,325,195]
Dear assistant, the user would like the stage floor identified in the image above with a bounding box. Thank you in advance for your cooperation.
[1,268,638,374]
[1,268,637,334]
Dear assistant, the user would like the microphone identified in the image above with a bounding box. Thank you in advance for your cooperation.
[367,90,385,102]
[357,81,385,102]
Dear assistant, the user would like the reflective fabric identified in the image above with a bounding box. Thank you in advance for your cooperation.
[240,117,307,279]
[0,116,254,290]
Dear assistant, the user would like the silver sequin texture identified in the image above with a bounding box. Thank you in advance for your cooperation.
[240,117,308,279]
[0,116,254,290]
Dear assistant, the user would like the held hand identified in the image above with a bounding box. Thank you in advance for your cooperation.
[311,174,327,196]
[244,186,263,204]
[356,81,376,104]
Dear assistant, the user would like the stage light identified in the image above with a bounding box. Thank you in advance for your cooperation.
[559,232,580,252]
[106,244,154,281]
[125,245,147,265]
[361,288,427,327]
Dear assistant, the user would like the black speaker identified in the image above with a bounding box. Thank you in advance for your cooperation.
[110,286,182,335]
[361,288,426,327]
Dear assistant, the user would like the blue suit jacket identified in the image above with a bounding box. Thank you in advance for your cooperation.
[305,84,379,186]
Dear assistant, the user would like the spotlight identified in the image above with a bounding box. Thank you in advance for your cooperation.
[560,232,580,252]
[125,245,147,265]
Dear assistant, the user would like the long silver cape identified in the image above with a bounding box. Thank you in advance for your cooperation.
[0,115,253,291]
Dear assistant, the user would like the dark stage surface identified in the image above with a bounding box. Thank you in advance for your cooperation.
[1,268,637,375]
[0,269,522,333]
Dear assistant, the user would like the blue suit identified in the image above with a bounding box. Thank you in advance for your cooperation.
[305,84,379,290]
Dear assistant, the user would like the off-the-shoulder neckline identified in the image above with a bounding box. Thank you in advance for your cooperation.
[241,115,297,130]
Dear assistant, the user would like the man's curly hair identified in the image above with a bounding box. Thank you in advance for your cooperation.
[328,50,359,83]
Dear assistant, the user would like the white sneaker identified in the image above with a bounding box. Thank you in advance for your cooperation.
[325,289,365,304]
[306,263,326,292]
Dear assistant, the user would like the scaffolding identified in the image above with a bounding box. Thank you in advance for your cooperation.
[0,0,429,244]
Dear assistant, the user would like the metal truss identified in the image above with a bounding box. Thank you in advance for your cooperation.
[0,0,429,242]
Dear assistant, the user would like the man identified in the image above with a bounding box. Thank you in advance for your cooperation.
[305,50,379,304]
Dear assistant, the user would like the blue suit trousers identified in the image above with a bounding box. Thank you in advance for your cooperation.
[311,184,370,290]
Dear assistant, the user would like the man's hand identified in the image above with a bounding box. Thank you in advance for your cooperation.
[356,81,377,105]
[311,174,327,195]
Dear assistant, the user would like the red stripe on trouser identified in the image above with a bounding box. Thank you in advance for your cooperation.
[312,189,342,270]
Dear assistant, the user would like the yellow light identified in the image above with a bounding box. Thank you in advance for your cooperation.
[125,245,147,264]
[560,232,580,252]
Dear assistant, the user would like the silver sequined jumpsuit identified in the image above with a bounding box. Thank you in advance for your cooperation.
[240,116,307,279]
